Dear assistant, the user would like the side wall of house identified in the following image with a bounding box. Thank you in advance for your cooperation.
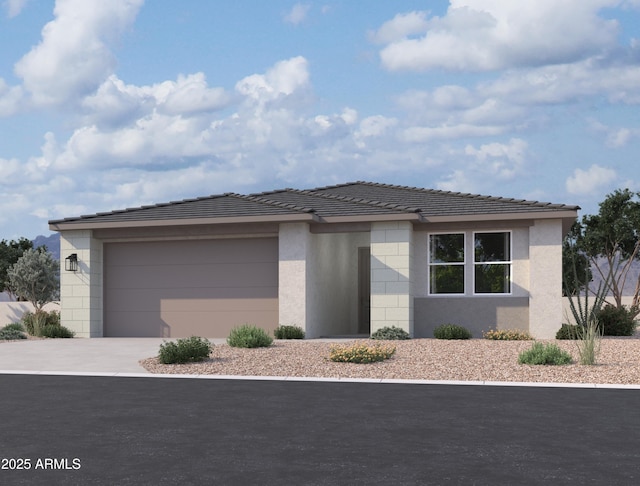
[59,230,103,337]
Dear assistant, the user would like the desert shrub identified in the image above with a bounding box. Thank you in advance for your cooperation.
[21,310,60,336]
[227,324,273,348]
[329,341,396,364]
[483,329,532,341]
[3,322,25,333]
[573,320,602,365]
[556,324,580,340]
[0,327,27,340]
[158,336,212,364]
[274,325,305,339]
[518,342,572,365]
[433,324,472,340]
[40,324,75,339]
[371,326,411,340]
[596,305,637,336]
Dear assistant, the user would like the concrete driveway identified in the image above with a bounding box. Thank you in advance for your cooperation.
[0,338,223,374]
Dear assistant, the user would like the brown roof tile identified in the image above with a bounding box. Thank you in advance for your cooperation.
[48,181,579,228]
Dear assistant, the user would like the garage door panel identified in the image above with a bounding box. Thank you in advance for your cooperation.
[104,238,279,337]
[106,288,278,312]
[107,239,278,266]
[105,262,278,290]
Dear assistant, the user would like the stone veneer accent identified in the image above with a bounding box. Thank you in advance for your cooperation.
[59,230,103,337]
[370,221,414,336]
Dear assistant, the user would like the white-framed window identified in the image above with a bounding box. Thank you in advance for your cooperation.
[428,233,465,294]
[473,231,512,294]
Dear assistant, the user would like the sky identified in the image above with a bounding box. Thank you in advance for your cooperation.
[1,0,640,239]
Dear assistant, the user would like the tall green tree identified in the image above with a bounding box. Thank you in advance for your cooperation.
[575,189,640,316]
[0,238,34,298]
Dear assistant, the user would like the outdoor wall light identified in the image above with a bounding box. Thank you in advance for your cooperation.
[65,253,78,272]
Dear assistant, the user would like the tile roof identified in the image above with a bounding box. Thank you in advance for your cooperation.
[48,181,579,228]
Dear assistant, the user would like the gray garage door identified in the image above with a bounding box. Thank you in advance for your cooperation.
[104,238,279,337]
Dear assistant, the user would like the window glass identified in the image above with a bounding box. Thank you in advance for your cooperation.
[429,234,464,294]
[474,232,511,294]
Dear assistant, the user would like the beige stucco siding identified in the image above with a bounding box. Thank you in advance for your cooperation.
[529,219,564,338]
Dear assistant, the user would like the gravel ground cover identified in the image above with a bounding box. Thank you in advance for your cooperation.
[140,337,640,385]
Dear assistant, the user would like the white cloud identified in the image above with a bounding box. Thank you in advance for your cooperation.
[3,0,28,18]
[235,56,310,104]
[283,3,310,25]
[0,78,23,116]
[566,164,617,195]
[377,1,620,72]
[14,0,143,106]
[369,11,429,44]
[436,138,529,193]
[464,138,527,180]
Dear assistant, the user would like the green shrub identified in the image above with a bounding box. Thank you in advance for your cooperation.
[274,325,305,339]
[3,322,26,333]
[0,328,27,340]
[433,324,472,340]
[556,324,580,340]
[158,336,212,364]
[596,305,637,336]
[227,324,273,348]
[483,329,532,341]
[518,342,573,365]
[21,310,60,336]
[40,324,75,339]
[573,320,602,365]
[329,341,396,364]
[371,326,411,340]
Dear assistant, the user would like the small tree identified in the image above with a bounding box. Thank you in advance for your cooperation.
[7,248,59,335]
[0,238,34,298]
[576,189,640,317]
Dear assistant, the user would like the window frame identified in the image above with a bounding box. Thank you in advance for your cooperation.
[472,230,513,296]
[427,232,466,296]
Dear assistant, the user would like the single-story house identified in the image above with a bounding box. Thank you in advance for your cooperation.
[48,181,579,339]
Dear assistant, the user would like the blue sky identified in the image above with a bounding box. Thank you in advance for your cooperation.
[1,0,640,239]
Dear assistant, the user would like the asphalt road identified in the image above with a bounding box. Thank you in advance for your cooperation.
[1,375,639,485]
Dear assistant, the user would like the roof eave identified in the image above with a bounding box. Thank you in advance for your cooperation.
[319,213,423,223]
[48,213,319,231]
[421,210,578,224]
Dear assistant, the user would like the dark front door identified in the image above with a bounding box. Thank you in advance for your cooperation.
[358,247,371,334]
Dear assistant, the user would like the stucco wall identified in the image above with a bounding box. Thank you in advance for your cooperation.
[278,223,310,332]
[279,223,368,338]
[414,297,529,338]
[529,219,563,338]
